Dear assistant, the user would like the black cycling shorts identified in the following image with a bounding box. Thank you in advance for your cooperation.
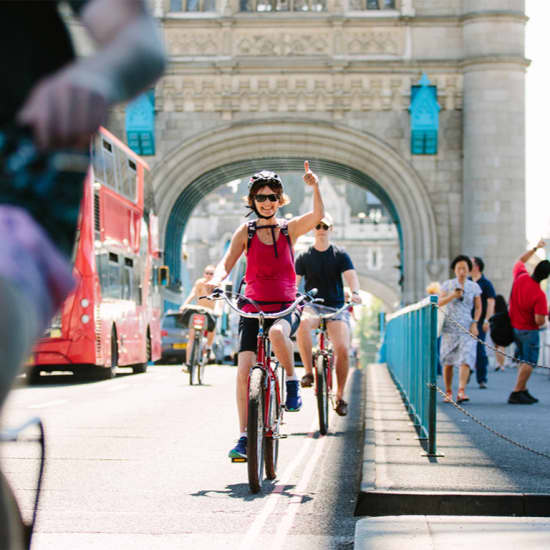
[238,310,301,354]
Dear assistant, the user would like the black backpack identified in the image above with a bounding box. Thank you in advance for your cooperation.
[489,298,514,347]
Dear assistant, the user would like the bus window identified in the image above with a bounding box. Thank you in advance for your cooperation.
[127,159,137,202]
[102,139,115,190]
[97,252,122,299]
[121,266,132,300]
[92,138,105,183]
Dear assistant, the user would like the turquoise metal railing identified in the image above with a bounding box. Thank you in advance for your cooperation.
[383,295,438,455]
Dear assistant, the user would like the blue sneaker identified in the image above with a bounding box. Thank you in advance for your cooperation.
[285,380,302,412]
[228,436,247,460]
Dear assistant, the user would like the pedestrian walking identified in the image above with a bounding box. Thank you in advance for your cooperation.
[469,257,495,389]
[507,240,550,404]
[438,255,482,403]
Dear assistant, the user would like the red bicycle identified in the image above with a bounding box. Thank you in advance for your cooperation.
[207,288,316,493]
[309,302,352,435]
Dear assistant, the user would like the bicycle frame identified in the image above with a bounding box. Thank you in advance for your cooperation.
[317,319,334,396]
[252,319,282,439]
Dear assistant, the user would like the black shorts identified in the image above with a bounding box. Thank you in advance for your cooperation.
[238,311,301,353]
[205,311,218,332]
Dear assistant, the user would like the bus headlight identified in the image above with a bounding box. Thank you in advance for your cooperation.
[81,314,90,324]
[81,298,89,308]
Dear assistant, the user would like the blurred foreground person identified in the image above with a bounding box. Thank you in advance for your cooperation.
[0,1,165,546]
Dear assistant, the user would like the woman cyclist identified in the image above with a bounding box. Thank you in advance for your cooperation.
[208,161,325,460]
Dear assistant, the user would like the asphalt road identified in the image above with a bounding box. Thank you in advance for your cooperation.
[1,364,364,550]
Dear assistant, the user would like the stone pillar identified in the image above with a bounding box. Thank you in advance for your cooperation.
[461,0,528,294]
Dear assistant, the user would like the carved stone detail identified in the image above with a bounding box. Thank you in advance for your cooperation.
[236,33,329,56]
[159,74,463,115]
[346,31,402,56]
[166,29,220,55]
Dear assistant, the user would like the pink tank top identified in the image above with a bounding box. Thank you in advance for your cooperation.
[243,223,297,313]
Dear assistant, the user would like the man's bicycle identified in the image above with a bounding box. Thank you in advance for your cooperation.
[0,417,46,550]
[186,306,210,386]
[309,302,352,435]
[205,288,317,493]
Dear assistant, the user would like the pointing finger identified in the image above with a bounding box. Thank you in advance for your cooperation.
[304,160,309,173]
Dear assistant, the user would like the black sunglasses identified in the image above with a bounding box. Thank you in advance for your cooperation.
[254,193,279,203]
[315,223,330,230]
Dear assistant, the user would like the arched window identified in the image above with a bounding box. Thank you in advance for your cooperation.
[350,0,395,10]
[240,0,326,12]
[170,0,216,12]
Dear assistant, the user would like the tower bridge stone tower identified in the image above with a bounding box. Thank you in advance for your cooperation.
[95,0,527,304]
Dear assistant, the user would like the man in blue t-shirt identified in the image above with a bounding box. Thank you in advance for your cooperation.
[295,213,361,416]
[470,256,496,388]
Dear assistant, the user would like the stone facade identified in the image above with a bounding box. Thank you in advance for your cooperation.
[93,0,527,305]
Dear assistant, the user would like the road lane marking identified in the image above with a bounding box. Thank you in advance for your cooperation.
[238,415,318,550]
[269,415,331,550]
[28,399,67,409]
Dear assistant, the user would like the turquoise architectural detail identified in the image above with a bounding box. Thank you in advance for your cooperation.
[125,91,156,156]
[409,73,440,155]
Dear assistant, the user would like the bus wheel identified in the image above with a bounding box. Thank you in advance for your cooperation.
[101,328,118,380]
[132,331,150,374]
[24,366,41,385]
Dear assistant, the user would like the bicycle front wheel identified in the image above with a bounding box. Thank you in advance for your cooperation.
[264,377,279,480]
[247,368,265,493]
[189,337,200,386]
[315,353,329,435]
[198,350,206,385]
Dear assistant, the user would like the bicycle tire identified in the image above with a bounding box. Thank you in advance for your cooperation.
[264,377,279,480]
[315,353,329,435]
[198,349,206,385]
[247,368,265,493]
[0,471,27,550]
[189,336,200,386]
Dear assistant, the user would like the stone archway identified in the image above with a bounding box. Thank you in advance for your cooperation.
[152,119,439,305]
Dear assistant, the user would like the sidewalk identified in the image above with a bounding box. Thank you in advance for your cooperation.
[354,363,550,548]
[357,362,550,515]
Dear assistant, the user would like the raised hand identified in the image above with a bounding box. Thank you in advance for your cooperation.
[303,160,319,187]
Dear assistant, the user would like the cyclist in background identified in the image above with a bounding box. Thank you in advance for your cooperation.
[207,162,325,460]
[181,264,219,366]
[0,0,165,543]
[295,213,362,417]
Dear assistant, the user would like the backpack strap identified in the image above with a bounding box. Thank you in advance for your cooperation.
[246,220,257,252]
[279,220,293,261]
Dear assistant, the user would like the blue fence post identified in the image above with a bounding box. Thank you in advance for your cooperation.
[428,294,438,455]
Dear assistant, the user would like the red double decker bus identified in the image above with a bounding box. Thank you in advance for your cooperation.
[27,128,165,380]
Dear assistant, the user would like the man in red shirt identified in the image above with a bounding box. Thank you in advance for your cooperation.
[508,239,550,404]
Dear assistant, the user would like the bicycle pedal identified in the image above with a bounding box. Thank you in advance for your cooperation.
[231,457,247,463]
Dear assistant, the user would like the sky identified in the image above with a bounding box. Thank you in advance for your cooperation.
[525,1,550,245]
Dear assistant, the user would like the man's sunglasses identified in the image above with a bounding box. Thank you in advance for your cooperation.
[315,223,330,230]
[204,271,214,275]
[254,193,279,203]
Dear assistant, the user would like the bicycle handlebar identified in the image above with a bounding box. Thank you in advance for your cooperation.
[201,288,319,320]
[312,301,354,320]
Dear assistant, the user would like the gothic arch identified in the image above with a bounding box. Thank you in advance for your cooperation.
[152,119,438,304]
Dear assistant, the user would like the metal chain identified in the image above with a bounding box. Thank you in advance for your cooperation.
[431,384,550,460]
[435,304,550,370]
